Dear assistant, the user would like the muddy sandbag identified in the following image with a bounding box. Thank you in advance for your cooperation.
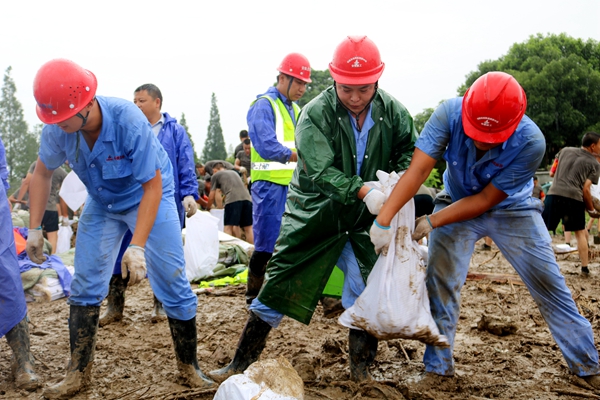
[214,356,304,400]
[339,171,449,347]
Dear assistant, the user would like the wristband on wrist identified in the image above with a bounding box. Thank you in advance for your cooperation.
[128,244,145,252]
[374,219,390,230]
[425,215,434,229]
[31,226,42,231]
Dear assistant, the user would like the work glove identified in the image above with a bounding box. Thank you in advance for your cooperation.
[183,195,198,218]
[121,245,147,287]
[363,188,386,215]
[587,208,600,219]
[26,228,47,264]
[61,216,70,226]
[593,196,600,212]
[370,220,393,256]
[239,166,247,174]
[412,215,434,241]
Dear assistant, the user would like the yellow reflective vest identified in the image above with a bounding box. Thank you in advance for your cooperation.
[250,96,299,186]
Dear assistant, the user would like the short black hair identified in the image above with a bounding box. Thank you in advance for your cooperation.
[213,162,225,170]
[239,130,248,139]
[135,84,163,110]
[582,131,600,148]
[243,138,251,145]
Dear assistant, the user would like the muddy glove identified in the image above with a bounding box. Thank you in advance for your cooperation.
[363,189,386,215]
[26,228,47,264]
[182,195,198,218]
[121,245,147,287]
[412,215,434,241]
[61,216,70,226]
[370,220,393,255]
[587,209,600,219]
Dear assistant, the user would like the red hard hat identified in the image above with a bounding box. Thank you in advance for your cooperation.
[33,59,97,124]
[277,53,312,83]
[461,71,527,144]
[329,35,385,85]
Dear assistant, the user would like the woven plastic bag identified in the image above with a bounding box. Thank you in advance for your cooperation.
[338,171,449,347]
[183,211,219,282]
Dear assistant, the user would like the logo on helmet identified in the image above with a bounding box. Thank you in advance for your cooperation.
[347,56,367,68]
[477,117,499,127]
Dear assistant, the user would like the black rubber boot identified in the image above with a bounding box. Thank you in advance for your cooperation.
[151,294,167,323]
[349,329,378,382]
[43,305,100,399]
[208,311,272,383]
[320,296,345,319]
[99,274,128,327]
[245,251,272,304]
[168,316,214,388]
[5,316,41,391]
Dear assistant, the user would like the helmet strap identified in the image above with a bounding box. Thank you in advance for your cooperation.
[75,110,90,129]
[334,82,379,132]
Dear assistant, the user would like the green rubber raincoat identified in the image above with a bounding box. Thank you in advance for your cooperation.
[258,86,418,324]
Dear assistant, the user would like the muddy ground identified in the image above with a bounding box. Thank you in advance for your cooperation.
[3,236,600,399]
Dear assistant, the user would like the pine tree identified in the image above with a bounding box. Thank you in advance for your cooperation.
[201,93,227,162]
[179,112,199,164]
[0,66,38,189]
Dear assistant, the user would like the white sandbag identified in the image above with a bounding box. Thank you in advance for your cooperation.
[55,225,73,254]
[184,211,219,282]
[214,357,304,400]
[339,170,449,347]
[59,171,88,212]
[210,208,225,232]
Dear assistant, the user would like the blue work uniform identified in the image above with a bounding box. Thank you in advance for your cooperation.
[112,112,198,275]
[417,97,599,377]
[0,135,28,337]
[38,96,197,321]
[247,87,295,253]
[250,107,376,327]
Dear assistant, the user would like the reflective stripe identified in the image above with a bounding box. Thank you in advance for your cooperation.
[252,162,297,171]
[251,95,300,186]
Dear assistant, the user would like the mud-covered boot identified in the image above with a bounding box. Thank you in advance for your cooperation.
[349,328,378,382]
[99,274,128,327]
[5,317,41,391]
[43,305,100,399]
[151,295,167,323]
[208,311,272,383]
[245,251,271,304]
[168,316,214,388]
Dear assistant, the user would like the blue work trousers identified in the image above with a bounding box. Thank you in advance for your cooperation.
[425,197,599,377]
[251,180,288,253]
[0,182,27,337]
[71,195,197,321]
[250,240,366,327]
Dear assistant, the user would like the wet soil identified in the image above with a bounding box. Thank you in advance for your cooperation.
[3,236,600,399]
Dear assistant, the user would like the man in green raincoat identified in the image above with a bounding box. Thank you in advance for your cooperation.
[209,35,417,382]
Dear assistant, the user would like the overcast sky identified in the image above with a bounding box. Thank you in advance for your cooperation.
[1,0,598,155]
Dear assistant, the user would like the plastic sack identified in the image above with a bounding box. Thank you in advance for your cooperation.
[59,171,88,212]
[184,211,219,282]
[338,170,449,347]
[55,225,73,254]
[214,357,304,400]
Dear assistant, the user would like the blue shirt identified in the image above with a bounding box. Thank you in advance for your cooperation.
[39,96,174,213]
[0,135,8,190]
[247,86,295,164]
[348,106,374,176]
[416,97,544,209]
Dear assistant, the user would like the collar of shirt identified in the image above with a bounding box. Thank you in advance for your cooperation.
[348,105,374,176]
[151,114,165,136]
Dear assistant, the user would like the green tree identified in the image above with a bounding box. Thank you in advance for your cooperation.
[179,112,199,164]
[297,69,333,108]
[459,33,600,165]
[201,93,227,162]
[0,66,39,189]
[413,107,435,134]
